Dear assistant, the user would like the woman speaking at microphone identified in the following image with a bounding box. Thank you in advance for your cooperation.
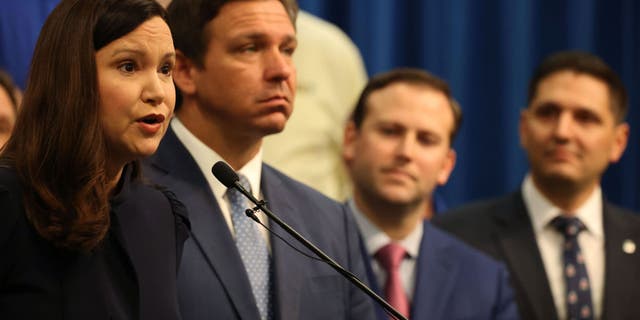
[0,0,189,319]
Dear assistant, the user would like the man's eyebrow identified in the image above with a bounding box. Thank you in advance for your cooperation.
[237,32,297,43]
[281,34,297,44]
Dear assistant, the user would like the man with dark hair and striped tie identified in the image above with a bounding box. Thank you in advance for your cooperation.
[142,0,376,319]
[434,50,640,320]
[342,67,519,320]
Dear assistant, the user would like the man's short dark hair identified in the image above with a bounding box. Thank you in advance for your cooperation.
[167,0,298,67]
[351,68,463,144]
[528,50,628,123]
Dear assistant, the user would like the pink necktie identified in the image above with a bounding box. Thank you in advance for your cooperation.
[375,243,410,319]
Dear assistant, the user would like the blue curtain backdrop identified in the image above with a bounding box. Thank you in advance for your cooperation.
[299,0,640,211]
[0,0,59,89]
[1,0,638,211]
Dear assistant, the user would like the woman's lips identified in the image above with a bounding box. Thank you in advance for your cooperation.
[136,114,166,135]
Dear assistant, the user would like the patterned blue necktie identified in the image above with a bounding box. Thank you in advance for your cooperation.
[227,174,272,320]
[550,216,594,320]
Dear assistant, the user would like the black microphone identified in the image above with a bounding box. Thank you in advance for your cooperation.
[212,161,239,189]
[211,161,408,320]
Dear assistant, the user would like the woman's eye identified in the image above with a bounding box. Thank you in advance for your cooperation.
[118,62,136,73]
[160,63,173,76]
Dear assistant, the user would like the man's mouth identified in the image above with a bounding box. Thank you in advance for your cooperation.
[258,93,290,103]
[382,168,415,181]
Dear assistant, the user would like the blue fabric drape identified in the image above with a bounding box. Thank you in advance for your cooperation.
[0,0,638,211]
[300,0,640,211]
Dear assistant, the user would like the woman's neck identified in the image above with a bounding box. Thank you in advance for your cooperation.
[105,162,125,196]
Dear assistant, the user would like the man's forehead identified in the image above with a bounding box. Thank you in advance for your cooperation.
[532,71,610,107]
[214,0,294,31]
[202,3,295,48]
[366,83,454,126]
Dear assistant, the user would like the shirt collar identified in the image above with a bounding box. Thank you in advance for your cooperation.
[171,117,263,199]
[348,199,423,258]
[522,174,603,238]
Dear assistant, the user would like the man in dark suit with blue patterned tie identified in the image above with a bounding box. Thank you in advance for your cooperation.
[142,0,376,319]
[434,51,640,320]
[342,68,519,319]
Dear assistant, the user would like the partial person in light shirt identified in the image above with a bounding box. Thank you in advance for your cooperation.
[434,50,640,320]
[343,68,518,320]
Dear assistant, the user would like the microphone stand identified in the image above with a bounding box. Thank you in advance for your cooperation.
[231,180,408,320]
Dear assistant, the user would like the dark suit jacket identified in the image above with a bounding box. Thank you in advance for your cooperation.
[358,219,519,320]
[0,165,188,320]
[433,191,640,320]
[142,127,375,320]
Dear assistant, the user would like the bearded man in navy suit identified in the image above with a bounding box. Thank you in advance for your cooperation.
[342,68,519,320]
[142,0,375,319]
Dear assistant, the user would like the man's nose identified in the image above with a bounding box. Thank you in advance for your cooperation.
[263,48,293,82]
[552,112,573,140]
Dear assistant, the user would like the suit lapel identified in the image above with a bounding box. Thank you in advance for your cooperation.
[261,165,306,320]
[109,166,140,286]
[601,203,640,319]
[494,193,557,320]
[411,222,458,319]
[358,236,387,320]
[148,128,259,319]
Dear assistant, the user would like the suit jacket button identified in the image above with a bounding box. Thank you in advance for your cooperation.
[623,239,636,254]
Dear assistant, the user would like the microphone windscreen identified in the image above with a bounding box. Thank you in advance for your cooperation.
[211,161,239,188]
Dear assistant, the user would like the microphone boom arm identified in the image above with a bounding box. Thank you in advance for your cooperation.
[232,180,408,320]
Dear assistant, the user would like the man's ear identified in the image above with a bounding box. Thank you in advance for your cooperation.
[342,121,358,166]
[172,50,199,95]
[519,108,530,148]
[610,122,630,163]
[436,149,456,186]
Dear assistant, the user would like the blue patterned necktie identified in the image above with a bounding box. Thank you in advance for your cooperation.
[227,174,272,320]
[550,216,594,320]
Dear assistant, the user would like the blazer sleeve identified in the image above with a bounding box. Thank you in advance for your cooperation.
[0,173,23,286]
[494,264,521,320]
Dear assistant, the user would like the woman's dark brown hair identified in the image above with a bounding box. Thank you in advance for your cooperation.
[1,0,167,252]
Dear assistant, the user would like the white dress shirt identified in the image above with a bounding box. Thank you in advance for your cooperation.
[349,200,422,301]
[171,118,270,245]
[522,175,604,320]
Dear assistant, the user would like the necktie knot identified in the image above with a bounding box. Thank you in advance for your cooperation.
[375,243,406,272]
[551,216,586,238]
